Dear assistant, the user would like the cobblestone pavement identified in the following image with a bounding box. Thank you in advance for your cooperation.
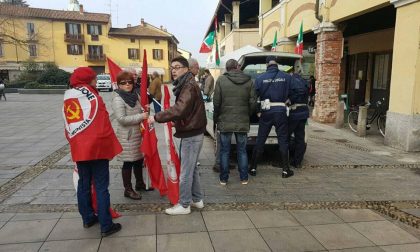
[1,93,420,251]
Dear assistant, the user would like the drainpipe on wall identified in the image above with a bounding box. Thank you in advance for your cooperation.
[315,0,323,22]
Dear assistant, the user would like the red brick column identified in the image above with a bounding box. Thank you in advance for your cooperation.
[312,30,343,123]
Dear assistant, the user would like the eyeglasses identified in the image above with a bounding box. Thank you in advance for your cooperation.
[119,80,133,85]
[170,65,186,71]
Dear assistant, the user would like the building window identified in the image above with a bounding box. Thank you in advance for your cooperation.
[373,53,391,90]
[128,48,139,59]
[0,44,3,57]
[29,44,37,57]
[130,38,135,43]
[88,45,103,56]
[272,0,279,8]
[67,44,83,55]
[87,24,102,35]
[153,49,163,60]
[155,40,160,44]
[65,23,81,35]
[27,22,35,38]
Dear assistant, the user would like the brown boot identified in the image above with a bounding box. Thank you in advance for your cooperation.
[122,169,141,200]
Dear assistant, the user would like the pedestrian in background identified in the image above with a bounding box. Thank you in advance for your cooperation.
[288,69,310,168]
[203,69,214,97]
[0,79,6,101]
[188,58,200,78]
[249,56,294,178]
[112,71,150,200]
[213,59,256,185]
[149,56,207,215]
[149,71,162,113]
[308,75,316,106]
[63,67,122,237]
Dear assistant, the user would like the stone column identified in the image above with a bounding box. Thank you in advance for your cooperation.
[232,1,240,29]
[385,0,420,151]
[312,22,343,123]
[224,14,232,36]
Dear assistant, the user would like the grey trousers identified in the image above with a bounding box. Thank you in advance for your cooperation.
[179,134,204,207]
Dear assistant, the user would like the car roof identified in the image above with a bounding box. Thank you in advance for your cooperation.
[238,51,302,69]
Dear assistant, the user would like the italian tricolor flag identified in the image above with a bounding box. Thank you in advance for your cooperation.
[199,31,215,53]
[214,38,220,66]
[271,31,277,52]
[295,21,303,55]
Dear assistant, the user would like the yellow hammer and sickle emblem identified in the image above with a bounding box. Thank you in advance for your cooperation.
[66,101,81,120]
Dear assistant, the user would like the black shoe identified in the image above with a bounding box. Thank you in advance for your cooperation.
[282,169,294,178]
[249,168,256,176]
[101,223,122,237]
[83,216,99,228]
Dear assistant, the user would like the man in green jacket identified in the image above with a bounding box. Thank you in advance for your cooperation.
[213,59,257,185]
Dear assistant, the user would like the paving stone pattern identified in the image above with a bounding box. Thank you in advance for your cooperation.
[2,93,420,251]
[0,209,418,251]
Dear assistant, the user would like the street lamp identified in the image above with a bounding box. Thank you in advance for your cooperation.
[221,21,237,28]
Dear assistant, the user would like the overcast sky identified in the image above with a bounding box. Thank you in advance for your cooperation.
[26,0,219,66]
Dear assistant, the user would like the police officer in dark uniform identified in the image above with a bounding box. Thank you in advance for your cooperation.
[288,68,310,168]
[249,56,294,178]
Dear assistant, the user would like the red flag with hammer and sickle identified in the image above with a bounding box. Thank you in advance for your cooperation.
[64,98,84,124]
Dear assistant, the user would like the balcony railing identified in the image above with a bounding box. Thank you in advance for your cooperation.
[86,53,106,62]
[64,34,84,43]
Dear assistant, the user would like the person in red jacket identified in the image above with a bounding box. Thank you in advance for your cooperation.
[63,67,122,237]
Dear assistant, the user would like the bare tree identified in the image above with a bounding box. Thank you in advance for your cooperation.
[0,15,47,54]
[0,0,29,7]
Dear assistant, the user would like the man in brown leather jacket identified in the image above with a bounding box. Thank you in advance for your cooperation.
[149,56,207,215]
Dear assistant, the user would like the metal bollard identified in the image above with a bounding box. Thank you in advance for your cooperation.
[357,105,367,137]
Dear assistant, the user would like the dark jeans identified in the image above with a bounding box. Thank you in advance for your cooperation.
[76,159,112,233]
[288,119,306,166]
[254,111,288,154]
[219,132,248,181]
[215,131,221,166]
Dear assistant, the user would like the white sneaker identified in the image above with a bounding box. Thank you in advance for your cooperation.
[191,200,204,209]
[165,204,191,215]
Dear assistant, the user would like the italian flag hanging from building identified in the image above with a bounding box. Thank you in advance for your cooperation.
[214,38,220,66]
[199,31,215,53]
[295,21,303,55]
[271,31,277,51]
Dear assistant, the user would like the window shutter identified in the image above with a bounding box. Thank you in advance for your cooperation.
[128,49,131,59]
[98,25,102,35]
[77,24,81,34]
[65,23,69,34]
[87,24,91,35]
[67,45,71,54]
[136,49,140,59]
